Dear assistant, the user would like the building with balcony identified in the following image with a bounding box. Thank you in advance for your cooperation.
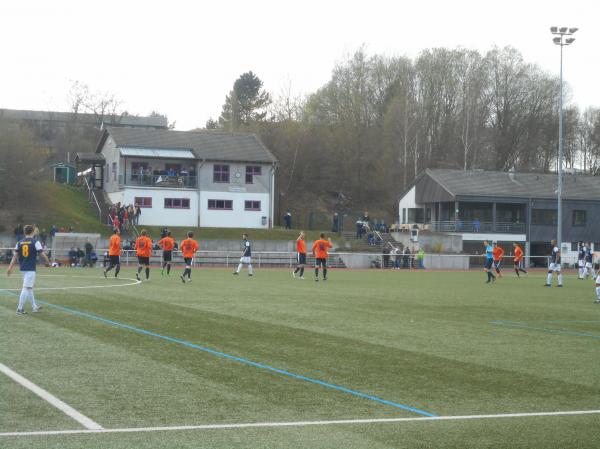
[96,127,277,228]
[398,169,600,257]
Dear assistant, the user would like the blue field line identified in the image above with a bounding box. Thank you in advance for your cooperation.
[544,319,600,325]
[0,292,435,417]
[489,320,600,340]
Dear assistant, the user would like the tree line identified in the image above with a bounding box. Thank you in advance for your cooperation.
[207,47,600,218]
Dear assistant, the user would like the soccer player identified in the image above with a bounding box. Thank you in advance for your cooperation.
[134,229,153,281]
[595,273,600,304]
[103,228,121,278]
[179,231,199,283]
[577,242,585,279]
[158,231,175,276]
[233,233,253,276]
[492,241,504,278]
[584,244,595,279]
[292,231,307,279]
[7,224,50,314]
[544,239,563,287]
[483,240,496,284]
[312,233,333,281]
[512,242,528,277]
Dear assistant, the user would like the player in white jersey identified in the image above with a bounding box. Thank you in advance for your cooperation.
[544,239,563,287]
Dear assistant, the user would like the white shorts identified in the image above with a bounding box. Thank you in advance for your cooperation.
[578,260,585,268]
[586,262,593,269]
[22,271,36,289]
[239,256,251,264]
[549,263,561,272]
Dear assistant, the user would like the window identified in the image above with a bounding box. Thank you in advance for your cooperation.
[112,162,117,182]
[244,200,261,211]
[131,162,148,173]
[407,208,424,223]
[134,197,152,208]
[245,165,262,184]
[571,242,579,251]
[164,198,190,209]
[402,208,406,224]
[572,210,586,226]
[531,209,557,225]
[213,164,230,183]
[208,199,233,210]
[105,164,109,182]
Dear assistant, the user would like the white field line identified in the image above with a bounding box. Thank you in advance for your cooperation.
[0,363,103,431]
[2,409,600,437]
[0,276,141,292]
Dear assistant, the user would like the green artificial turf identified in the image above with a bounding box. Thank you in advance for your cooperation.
[0,268,599,448]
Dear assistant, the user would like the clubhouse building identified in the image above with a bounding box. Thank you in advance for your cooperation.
[398,168,600,258]
[94,127,277,228]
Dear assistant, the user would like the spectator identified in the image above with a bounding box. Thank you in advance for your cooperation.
[284,212,292,230]
[123,209,129,228]
[356,220,363,239]
[473,218,481,232]
[76,247,85,266]
[368,231,375,246]
[160,227,169,239]
[89,170,96,188]
[362,211,370,225]
[331,212,339,233]
[33,224,40,236]
[50,224,58,238]
[84,241,94,267]
[134,204,141,225]
[40,229,48,246]
[14,223,24,243]
[382,246,390,268]
[392,244,402,269]
[403,246,411,269]
[417,248,425,269]
[68,247,78,266]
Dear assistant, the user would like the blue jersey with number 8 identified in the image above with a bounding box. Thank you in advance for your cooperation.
[16,237,41,271]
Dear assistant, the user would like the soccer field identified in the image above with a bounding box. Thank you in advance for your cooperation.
[1,267,599,449]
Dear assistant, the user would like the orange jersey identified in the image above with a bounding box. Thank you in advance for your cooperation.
[312,239,332,259]
[296,239,307,254]
[158,236,175,251]
[514,246,523,262]
[492,246,504,261]
[180,238,199,258]
[108,234,121,256]
[135,236,153,257]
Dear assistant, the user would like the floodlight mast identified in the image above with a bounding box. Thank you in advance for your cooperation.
[550,26,578,251]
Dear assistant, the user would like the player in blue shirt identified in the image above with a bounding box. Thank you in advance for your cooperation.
[483,240,496,284]
[7,225,50,314]
[584,244,595,279]
[233,233,253,276]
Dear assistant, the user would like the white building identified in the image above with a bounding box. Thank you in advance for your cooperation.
[97,127,277,228]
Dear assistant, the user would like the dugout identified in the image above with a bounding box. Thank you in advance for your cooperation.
[51,232,102,265]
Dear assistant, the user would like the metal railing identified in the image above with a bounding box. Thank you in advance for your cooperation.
[119,173,197,188]
[83,177,103,222]
[428,220,526,234]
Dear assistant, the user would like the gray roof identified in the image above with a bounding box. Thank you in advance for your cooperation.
[0,108,168,129]
[98,127,277,164]
[425,168,600,201]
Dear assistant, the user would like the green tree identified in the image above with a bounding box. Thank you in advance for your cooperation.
[219,71,271,130]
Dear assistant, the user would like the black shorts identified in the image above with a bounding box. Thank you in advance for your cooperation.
[137,256,150,266]
[297,253,306,265]
[484,259,493,270]
[315,258,327,267]
[162,251,172,262]
[184,257,193,266]
[514,259,523,268]
[109,255,120,265]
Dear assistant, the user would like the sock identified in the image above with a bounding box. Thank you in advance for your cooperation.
[515,268,520,277]
[28,290,38,309]
[187,268,191,279]
[162,262,167,270]
[167,263,171,275]
[490,271,496,279]
[315,268,319,278]
[236,263,243,273]
[558,274,563,285]
[294,267,300,274]
[18,289,27,310]
[300,267,304,277]
[579,268,583,279]
[520,268,528,273]
[105,265,113,273]
[248,264,253,275]
[137,266,143,274]
[145,267,150,279]
[115,265,120,277]
[323,268,327,279]
[583,267,588,278]
[547,272,552,285]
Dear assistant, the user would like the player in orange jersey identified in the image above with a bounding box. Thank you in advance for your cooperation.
[103,228,121,278]
[179,231,199,283]
[311,233,333,282]
[492,241,504,278]
[158,231,175,276]
[134,229,153,281]
[292,231,307,279]
[512,242,528,277]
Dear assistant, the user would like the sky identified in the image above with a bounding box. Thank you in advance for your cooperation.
[0,0,597,130]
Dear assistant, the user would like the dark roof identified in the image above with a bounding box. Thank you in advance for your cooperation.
[422,168,600,201]
[75,153,105,164]
[97,127,277,164]
[0,108,168,129]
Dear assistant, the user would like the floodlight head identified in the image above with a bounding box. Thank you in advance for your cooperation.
[553,37,562,44]
[566,37,575,44]
[559,26,568,33]
[550,26,558,33]
[569,27,579,33]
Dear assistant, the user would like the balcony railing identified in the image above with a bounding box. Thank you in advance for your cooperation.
[429,220,526,234]
[119,173,197,188]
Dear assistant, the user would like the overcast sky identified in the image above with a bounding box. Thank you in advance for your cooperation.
[0,0,597,130]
